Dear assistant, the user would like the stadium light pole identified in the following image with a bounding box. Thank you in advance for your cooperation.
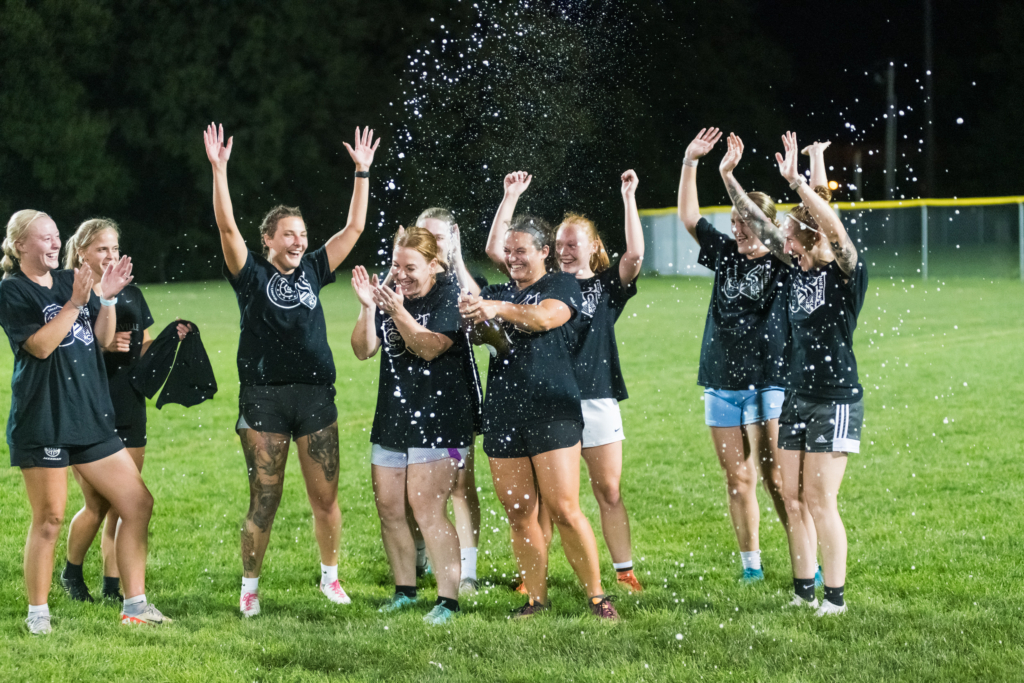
[924,0,936,199]
[884,62,897,201]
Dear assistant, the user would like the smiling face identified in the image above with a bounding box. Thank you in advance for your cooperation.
[555,222,597,277]
[78,229,120,278]
[391,245,437,298]
[419,218,451,263]
[730,208,768,257]
[783,217,820,271]
[504,230,547,285]
[17,215,61,275]
[265,216,308,272]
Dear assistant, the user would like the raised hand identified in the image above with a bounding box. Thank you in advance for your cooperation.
[621,169,639,198]
[801,140,831,156]
[343,126,381,171]
[99,256,133,300]
[71,266,94,307]
[203,123,233,171]
[685,127,723,161]
[775,131,801,184]
[351,265,376,308]
[719,133,745,174]
[503,171,532,198]
[372,279,405,314]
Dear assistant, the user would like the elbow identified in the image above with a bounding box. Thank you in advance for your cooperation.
[24,344,51,360]
[417,349,441,362]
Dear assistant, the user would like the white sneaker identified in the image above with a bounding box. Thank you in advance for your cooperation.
[785,594,820,609]
[320,579,351,605]
[816,599,848,616]
[26,613,52,635]
[240,591,261,618]
[121,603,173,625]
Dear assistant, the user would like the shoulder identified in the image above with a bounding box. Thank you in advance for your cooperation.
[481,281,512,300]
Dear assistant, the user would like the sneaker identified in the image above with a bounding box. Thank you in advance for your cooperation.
[616,569,644,593]
[320,579,352,605]
[60,570,94,603]
[423,604,458,625]
[814,566,824,588]
[589,595,620,621]
[25,613,52,635]
[785,594,820,609]
[240,591,260,618]
[458,577,479,596]
[514,581,528,595]
[741,567,765,584]
[121,603,172,625]
[510,598,550,619]
[379,593,417,613]
[816,599,848,617]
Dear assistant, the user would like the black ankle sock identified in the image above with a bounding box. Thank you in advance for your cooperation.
[63,560,84,582]
[103,576,121,595]
[436,596,460,612]
[395,585,417,599]
[823,585,845,607]
[793,578,816,602]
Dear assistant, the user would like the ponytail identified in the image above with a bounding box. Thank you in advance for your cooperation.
[64,218,120,270]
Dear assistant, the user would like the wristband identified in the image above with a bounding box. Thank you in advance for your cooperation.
[100,296,117,307]
[683,157,698,168]
[789,176,807,190]
[354,171,370,178]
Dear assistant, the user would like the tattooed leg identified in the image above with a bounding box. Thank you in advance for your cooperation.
[297,422,342,567]
[239,428,290,578]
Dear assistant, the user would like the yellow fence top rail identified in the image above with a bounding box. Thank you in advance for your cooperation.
[638,195,1024,217]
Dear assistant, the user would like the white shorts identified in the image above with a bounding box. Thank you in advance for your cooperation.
[581,398,625,449]
[370,444,468,469]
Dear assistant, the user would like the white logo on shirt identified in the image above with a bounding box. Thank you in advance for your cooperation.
[520,292,541,306]
[790,271,827,315]
[580,279,603,318]
[42,304,94,347]
[44,447,62,459]
[722,262,769,301]
[266,272,317,310]
[382,312,431,357]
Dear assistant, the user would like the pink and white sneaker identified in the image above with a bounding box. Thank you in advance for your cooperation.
[240,591,260,618]
[320,580,351,605]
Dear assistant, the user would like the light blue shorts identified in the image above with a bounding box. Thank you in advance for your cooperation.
[704,387,785,428]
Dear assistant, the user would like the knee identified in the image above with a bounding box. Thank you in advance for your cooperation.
[725,469,756,498]
[34,511,65,543]
[592,479,622,510]
[804,488,832,521]
[547,498,585,529]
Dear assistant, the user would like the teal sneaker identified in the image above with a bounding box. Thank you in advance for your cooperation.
[423,604,457,625]
[814,566,824,588]
[741,567,765,583]
[379,593,417,613]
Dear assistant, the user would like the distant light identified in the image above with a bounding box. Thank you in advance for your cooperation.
[956,117,964,124]
[828,180,839,191]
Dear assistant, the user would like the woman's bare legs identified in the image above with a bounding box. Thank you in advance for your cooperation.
[22,468,68,606]
[581,441,633,565]
[710,427,761,552]
[777,448,817,582]
[450,443,481,579]
[803,451,849,588]
[490,457,546,601]
[296,424,342,568]
[238,429,290,578]
[407,459,460,599]
[372,465,417,587]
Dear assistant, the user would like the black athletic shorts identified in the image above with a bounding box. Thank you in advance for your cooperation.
[237,383,338,439]
[484,420,583,459]
[778,392,863,454]
[10,436,124,469]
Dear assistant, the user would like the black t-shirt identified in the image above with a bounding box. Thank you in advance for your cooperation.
[226,248,336,387]
[104,284,154,424]
[479,272,583,432]
[0,270,117,448]
[696,218,790,390]
[571,258,637,401]
[370,280,473,450]
[785,260,868,402]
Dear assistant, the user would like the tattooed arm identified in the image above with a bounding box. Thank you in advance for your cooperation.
[777,131,857,275]
[720,133,791,265]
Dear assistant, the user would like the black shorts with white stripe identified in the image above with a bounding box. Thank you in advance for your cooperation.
[778,392,863,454]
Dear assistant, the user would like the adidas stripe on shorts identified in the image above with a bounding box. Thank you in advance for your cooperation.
[778,392,863,454]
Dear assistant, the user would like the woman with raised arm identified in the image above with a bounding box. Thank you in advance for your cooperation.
[724,131,867,616]
[0,211,170,633]
[551,170,645,593]
[203,122,379,617]
[351,226,472,625]
[461,216,618,621]
[58,219,189,604]
[415,209,485,594]
[676,127,806,587]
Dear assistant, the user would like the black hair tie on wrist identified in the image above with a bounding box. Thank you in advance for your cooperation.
[355,171,370,178]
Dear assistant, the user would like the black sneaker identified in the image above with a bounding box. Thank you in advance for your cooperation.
[60,569,94,603]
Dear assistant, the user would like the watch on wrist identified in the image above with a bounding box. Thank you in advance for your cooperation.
[789,176,807,190]
[354,170,370,178]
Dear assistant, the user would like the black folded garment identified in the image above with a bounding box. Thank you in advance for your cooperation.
[129,320,217,409]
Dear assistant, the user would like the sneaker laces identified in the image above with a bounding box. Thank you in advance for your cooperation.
[591,595,618,619]
[241,592,259,611]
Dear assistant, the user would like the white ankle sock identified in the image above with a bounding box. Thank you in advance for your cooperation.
[122,593,147,616]
[320,563,338,584]
[460,547,478,580]
[740,550,762,570]
[27,603,49,617]
[242,577,259,594]
[613,560,633,572]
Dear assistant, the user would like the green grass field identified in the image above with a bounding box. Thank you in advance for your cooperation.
[0,270,1022,682]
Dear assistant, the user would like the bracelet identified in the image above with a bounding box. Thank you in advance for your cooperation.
[354,171,370,178]
[789,176,807,190]
[683,157,698,168]
[100,296,117,307]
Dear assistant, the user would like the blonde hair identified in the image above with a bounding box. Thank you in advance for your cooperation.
[557,212,611,273]
[394,225,446,270]
[747,192,780,227]
[788,186,833,235]
[3,210,51,278]
[64,218,120,270]
[415,207,455,231]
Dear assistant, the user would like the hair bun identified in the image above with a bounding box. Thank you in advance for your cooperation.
[813,185,833,202]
